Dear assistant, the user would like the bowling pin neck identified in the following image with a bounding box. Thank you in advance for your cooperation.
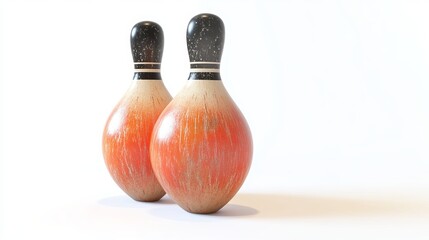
[130,21,164,80]
[133,62,161,80]
[187,13,224,81]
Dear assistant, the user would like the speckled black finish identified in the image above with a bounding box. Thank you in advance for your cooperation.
[130,21,163,80]
[187,13,225,80]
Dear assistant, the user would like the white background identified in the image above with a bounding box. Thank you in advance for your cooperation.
[1,0,429,239]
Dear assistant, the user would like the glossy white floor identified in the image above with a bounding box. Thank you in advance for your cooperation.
[2,0,429,239]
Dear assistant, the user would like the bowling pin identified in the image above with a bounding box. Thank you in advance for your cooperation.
[102,21,172,202]
[150,13,253,213]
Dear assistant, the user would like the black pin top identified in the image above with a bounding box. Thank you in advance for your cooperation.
[130,21,163,80]
[187,13,225,80]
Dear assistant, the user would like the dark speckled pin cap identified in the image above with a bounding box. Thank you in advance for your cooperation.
[130,21,163,80]
[187,13,225,80]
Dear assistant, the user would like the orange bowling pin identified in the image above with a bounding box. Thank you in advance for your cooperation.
[102,21,172,201]
[150,14,253,213]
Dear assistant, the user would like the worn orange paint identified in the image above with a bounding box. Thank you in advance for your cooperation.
[103,81,171,202]
[150,81,252,213]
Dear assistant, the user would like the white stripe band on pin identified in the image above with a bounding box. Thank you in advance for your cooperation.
[190,68,220,73]
[134,62,161,65]
[190,62,220,65]
[134,69,161,73]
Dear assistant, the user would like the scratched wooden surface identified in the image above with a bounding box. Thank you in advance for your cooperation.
[151,80,252,213]
[103,80,172,201]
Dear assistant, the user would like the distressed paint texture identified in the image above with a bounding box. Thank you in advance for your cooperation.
[151,80,253,213]
[103,80,172,201]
